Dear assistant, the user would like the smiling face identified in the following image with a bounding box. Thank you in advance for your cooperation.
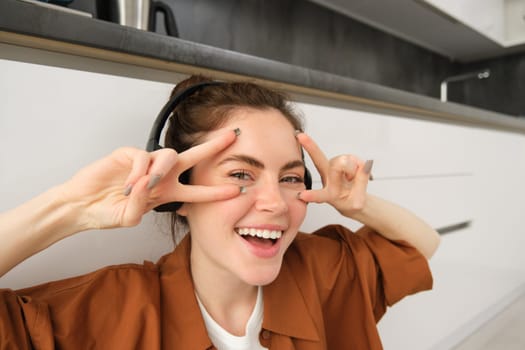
[178,107,307,287]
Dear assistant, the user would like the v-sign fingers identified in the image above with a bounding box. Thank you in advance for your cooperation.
[176,128,239,171]
[147,148,179,180]
[175,183,242,204]
[327,155,358,190]
[301,156,357,203]
[298,188,330,203]
[122,148,152,191]
[296,132,329,181]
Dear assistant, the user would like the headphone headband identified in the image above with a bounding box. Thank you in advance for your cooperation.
[146,81,223,153]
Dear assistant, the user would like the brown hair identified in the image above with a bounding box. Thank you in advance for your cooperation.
[163,75,304,243]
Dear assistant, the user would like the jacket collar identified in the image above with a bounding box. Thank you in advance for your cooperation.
[263,258,320,342]
[158,235,320,348]
[159,235,214,349]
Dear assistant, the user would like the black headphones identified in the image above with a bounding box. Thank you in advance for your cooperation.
[146,82,312,212]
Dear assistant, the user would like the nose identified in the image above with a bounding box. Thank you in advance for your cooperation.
[253,179,288,214]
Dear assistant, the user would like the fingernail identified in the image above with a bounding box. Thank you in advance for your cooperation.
[296,191,302,200]
[147,174,162,190]
[363,160,374,175]
[234,128,241,137]
[239,186,247,194]
[294,130,302,138]
[123,184,133,196]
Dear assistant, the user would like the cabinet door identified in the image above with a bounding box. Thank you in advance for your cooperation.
[299,102,474,232]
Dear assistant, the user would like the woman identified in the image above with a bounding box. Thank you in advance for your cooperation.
[0,75,440,349]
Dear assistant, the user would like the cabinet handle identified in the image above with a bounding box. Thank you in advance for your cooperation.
[435,220,472,235]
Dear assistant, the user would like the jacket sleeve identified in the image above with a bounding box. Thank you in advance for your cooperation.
[312,224,433,321]
[354,225,433,306]
[0,262,161,349]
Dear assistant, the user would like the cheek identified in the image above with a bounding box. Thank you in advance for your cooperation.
[288,197,307,225]
[204,195,253,220]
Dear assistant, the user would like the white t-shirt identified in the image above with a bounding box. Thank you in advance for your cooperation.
[196,287,268,350]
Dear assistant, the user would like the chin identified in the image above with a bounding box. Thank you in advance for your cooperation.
[241,264,282,286]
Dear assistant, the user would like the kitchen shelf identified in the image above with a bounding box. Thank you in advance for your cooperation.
[2,0,525,134]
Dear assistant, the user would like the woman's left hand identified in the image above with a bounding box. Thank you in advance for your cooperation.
[296,132,373,218]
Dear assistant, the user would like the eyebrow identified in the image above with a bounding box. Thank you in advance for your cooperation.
[218,154,305,171]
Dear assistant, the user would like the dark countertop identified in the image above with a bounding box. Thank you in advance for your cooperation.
[2,0,525,133]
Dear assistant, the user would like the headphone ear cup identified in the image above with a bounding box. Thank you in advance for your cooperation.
[145,144,181,212]
[153,202,183,212]
[146,82,223,212]
[304,167,313,190]
[147,142,162,152]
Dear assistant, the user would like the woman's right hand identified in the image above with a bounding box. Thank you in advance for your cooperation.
[0,128,241,278]
[61,128,242,230]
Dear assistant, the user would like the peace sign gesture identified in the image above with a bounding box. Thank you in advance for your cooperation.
[0,129,244,277]
[296,132,373,219]
[64,128,242,230]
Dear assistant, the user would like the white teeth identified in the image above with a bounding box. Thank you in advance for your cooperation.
[237,228,282,239]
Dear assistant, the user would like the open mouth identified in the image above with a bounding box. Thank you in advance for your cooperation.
[235,228,282,246]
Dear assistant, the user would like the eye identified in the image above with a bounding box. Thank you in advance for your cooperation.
[230,170,253,181]
[280,175,304,184]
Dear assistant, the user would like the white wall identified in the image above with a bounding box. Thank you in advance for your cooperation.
[2,50,525,349]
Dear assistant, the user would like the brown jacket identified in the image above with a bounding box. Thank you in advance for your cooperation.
[0,225,432,349]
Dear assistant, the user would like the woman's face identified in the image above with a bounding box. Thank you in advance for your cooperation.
[179,107,307,287]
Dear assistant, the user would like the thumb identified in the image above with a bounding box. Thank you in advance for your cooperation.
[297,188,328,203]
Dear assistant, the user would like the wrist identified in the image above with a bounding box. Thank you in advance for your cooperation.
[344,193,374,225]
[52,181,93,235]
[20,183,93,247]
[0,183,92,276]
